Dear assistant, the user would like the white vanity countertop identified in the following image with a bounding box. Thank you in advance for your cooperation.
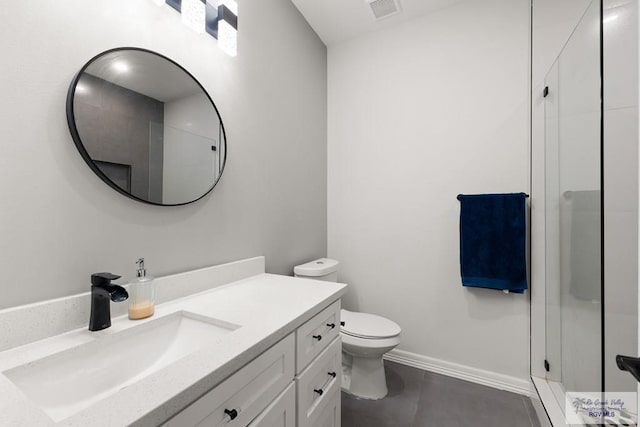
[0,273,347,427]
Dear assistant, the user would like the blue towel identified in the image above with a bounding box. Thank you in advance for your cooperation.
[457,193,528,293]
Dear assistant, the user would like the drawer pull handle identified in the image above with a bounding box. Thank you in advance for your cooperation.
[312,335,322,341]
[314,388,324,396]
[328,371,337,378]
[340,321,345,326]
[224,409,238,420]
[326,323,336,329]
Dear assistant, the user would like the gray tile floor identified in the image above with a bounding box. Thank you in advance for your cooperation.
[342,361,541,427]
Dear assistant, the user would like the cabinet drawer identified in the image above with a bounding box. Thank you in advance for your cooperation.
[296,337,341,427]
[247,382,295,427]
[296,300,341,373]
[164,334,295,427]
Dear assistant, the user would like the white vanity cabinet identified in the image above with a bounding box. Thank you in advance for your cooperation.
[296,301,341,372]
[247,383,296,427]
[294,300,342,427]
[164,300,342,427]
[164,334,296,427]
[296,337,341,427]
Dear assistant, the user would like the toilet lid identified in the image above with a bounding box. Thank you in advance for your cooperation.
[340,309,401,339]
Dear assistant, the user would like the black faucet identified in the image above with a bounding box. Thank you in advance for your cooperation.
[89,272,128,331]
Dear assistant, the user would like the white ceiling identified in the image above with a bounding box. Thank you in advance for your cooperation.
[85,50,202,102]
[291,0,466,46]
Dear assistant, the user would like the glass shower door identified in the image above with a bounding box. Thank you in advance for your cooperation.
[543,0,639,423]
[544,0,602,412]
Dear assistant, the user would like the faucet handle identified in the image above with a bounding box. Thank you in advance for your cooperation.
[91,272,121,287]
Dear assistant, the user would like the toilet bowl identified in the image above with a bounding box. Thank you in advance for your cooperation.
[340,309,401,400]
[293,258,401,400]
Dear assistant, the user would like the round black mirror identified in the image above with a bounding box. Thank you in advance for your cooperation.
[66,47,226,206]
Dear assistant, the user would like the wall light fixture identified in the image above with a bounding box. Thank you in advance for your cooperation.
[157,0,238,56]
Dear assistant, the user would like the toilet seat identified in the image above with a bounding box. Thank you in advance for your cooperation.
[340,309,401,339]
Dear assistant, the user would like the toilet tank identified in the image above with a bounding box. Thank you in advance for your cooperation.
[294,258,339,282]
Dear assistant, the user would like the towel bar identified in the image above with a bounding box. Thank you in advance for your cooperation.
[456,193,529,201]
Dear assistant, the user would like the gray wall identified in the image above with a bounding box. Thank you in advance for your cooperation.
[75,73,165,201]
[0,0,327,309]
[603,0,638,393]
[327,0,531,383]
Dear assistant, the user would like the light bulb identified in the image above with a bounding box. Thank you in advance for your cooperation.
[112,61,130,73]
[218,19,237,57]
[182,0,206,34]
[217,0,237,56]
[75,83,89,95]
[603,14,619,24]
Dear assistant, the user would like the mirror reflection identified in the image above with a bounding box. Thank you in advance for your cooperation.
[67,48,226,205]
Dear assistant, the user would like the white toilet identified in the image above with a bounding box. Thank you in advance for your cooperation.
[294,258,401,400]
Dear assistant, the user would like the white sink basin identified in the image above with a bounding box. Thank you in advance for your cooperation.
[3,311,240,422]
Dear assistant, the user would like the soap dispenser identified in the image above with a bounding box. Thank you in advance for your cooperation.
[128,258,155,320]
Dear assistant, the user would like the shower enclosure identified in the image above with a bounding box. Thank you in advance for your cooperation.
[533,0,639,424]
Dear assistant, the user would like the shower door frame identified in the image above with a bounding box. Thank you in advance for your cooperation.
[529,0,607,425]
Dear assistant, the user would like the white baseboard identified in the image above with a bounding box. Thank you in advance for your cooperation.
[384,349,530,396]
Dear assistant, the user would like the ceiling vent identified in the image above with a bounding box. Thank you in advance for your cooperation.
[366,0,401,20]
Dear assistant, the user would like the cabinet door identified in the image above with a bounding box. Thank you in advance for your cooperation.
[311,391,340,427]
[247,382,295,427]
[297,337,341,427]
[164,334,295,427]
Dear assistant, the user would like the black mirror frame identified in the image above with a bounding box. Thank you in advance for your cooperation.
[66,47,227,207]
